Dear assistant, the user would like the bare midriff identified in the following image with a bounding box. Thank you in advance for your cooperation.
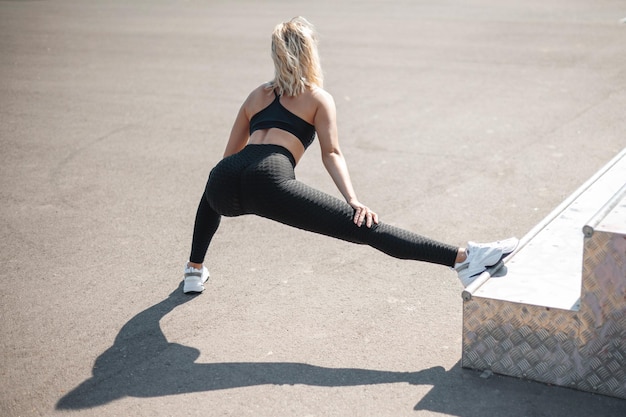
[248,128,306,164]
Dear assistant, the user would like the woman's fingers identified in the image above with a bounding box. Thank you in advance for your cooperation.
[353,207,365,226]
[369,211,379,227]
[353,206,379,228]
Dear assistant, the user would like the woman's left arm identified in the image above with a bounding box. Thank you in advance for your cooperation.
[314,90,379,228]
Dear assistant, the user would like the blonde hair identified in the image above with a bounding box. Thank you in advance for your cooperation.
[269,16,323,96]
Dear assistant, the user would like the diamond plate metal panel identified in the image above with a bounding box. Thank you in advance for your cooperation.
[577,230,626,397]
[462,227,626,399]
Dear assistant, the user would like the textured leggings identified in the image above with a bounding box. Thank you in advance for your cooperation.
[189,144,458,267]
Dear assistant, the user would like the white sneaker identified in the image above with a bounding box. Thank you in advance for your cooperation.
[183,265,209,294]
[455,238,519,287]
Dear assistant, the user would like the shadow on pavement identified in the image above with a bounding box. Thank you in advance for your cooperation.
[56,284,444,410]
[57,284,626,416]
[415,362,626,416]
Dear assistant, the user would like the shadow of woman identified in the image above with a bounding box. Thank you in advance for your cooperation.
[57,283,445,410]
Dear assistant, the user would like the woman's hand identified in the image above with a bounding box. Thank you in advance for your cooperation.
[349,200,379,228]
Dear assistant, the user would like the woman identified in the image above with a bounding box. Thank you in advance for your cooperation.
[184,17,517,294]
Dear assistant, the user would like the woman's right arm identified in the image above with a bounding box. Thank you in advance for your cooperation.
[222,103,251,158]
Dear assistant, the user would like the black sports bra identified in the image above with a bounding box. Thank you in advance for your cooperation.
[249,90,316,150]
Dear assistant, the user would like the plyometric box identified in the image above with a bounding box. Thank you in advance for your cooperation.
[462,148,626,399]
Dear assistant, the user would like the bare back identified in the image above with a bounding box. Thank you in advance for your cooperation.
[245,85,320,163]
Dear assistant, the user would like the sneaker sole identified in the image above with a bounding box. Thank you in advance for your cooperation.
[495,237,519,263]
[183,284,205,294]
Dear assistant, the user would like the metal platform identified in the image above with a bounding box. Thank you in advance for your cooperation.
[461,148,626,399]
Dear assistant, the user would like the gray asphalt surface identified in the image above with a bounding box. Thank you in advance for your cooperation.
[1,0,625,416]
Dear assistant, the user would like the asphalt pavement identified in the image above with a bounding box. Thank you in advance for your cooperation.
[1,0,625,416]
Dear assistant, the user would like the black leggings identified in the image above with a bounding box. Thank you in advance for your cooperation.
[189,144,458,267]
